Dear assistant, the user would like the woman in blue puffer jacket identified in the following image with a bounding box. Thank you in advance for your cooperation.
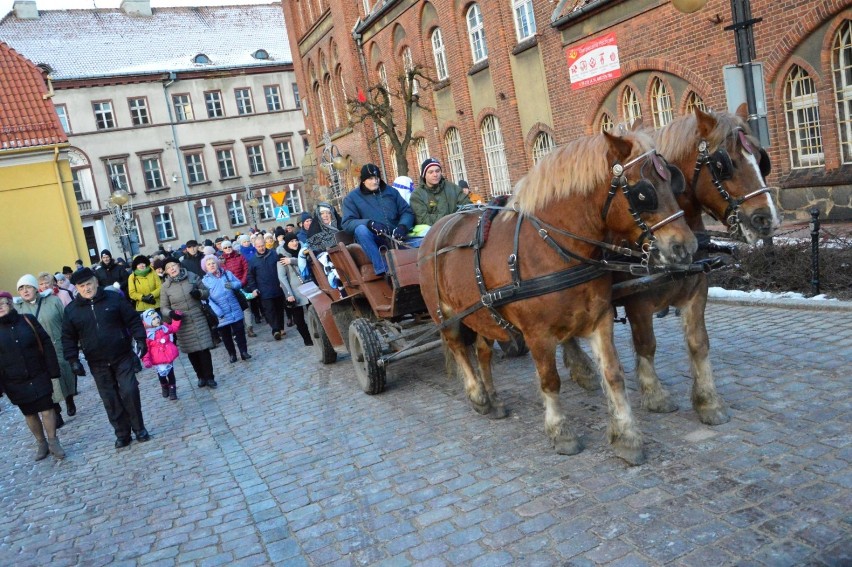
[201,255,251,363]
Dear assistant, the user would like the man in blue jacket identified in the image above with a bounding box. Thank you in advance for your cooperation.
[246,233,286,340]
[342,163,415,277]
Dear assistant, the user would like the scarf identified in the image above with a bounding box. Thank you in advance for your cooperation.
[170,268,189,283]
[134,266,152,277]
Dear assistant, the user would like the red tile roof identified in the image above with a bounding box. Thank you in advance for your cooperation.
[0,41,67,151]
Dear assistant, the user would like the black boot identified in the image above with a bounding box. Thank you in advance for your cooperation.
[65,395,76,417]
[169,386,177,401]
[54,405,64,429]
[160,379,170,398]
[206,377,218,389]
[240,351,252,360]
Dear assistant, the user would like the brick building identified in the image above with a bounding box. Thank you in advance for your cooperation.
[285,0,850,221]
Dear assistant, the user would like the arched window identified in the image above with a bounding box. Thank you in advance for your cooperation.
[784,65,824,168]
[403,46,419,96]
[600,113,614,133]
[193,53,210,64]
[622,87,641,126]
[313,83,328,133]
[378,63,391,108]
[481,115,511,196]
[381,134,398,179]
[467,4,488,64]
[444,127,467,183]
[832,19,852,164]
[512,0,536,42]
[650,78,673,129]
[337,67,351,122]
[414,137,430,166]
[431,28,448,81]
[325,75,340,129]
[532,132,555,164]
[685,92,707,114]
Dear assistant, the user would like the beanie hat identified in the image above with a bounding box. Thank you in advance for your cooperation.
[0,291,12,302]
[237,234,250,244]
[221,240,233,249]
[100,249,112,258]
[70,267,96,285]
[202,246,216,256]
[16,274,39,290]
[62,266,73,275]
[142,308,160,328]
[300,211,311,223]
[201,254,220,272]
[282,232,300,248]
[186,239,199,248]
[152,258,166,271]
[360,163,381,182]
[131,255,150,268]
[163,257,181,270]
[203,239,214,247]
[458,179,470,190]
[420,157,442,181]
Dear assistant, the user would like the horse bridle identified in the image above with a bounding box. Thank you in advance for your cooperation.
[600,149,685,256]
[690,128,771,238]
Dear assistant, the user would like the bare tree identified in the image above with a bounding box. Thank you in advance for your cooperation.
[347,65,433,178]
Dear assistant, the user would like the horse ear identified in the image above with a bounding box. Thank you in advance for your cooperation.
[735,102,748,122]
[603,131,634,163]
[667,165,686,194]
[695,107,716,140]
[759,148,771,180]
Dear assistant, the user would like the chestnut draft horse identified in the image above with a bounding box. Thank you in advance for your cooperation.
[418,130,697,465]
[562,105,781,425]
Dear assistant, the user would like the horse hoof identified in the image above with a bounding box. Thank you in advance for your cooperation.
[614,444,646,466]
[489,402,508,420]
[554,437,583,455]
[697,407,730,426]
[644,396,679,414]
[471,400,491,415]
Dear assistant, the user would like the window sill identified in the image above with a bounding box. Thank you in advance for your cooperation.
[199,228,219,235]
[277,166,297,173]
[188,180,212,187]
[467,60,489,76]
[157,236,179,243]
[249,171,271,177]
[219,176,241,182]
[433,79,451,92]
[145,186,170,194]
[512,35,539,56]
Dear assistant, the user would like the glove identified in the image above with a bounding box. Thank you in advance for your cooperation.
[367,220,389,235]
[70,360,86,376]
[189,289,202,300]
[142,294,155,304]
[392,225,408,240]
[136,341,148,359]
[170,310,183,321]
[224,282,233,290]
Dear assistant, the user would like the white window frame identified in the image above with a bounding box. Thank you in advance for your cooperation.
[216,148,237,179]
[235,88,254,115]
[415,137,430,167]
[532,132,555,164]
[286,187,303,214]
[292,83,301,109]
[142,156,165,190]
[55,104,71,133]
[247,144,267,174]
[831,20,852,164]
[467,4,488,64]
[512,0,536,42]
[258,194,274,221]
[622,87,642,127]
[381,134,398,179]
[685,92,707,114]
[184,153,207,184]
[276,140,294,169]
[196,204,217,233]
[444,127,467,183]
[784,65,825,169]
[326,76,341,129]
[172,94,194,122]
[600,113,614,133]
[128,97,149,126]
[93,101,116,129]
[378,64,391,109]
[154,211,176,241]
[650,78,673,129]
[431,28,449,81]
[481,115,511,196]
[403,46,419,96]
[265,85,282,112]
[228,200,247,226]
[205,91,224,118]
[107,161,129,192]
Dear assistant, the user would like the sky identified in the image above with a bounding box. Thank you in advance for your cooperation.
[0,0,275,15]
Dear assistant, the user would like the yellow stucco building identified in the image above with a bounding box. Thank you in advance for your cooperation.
[0,41,88,293]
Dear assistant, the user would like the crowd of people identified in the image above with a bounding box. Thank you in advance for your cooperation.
[0,157,481,461]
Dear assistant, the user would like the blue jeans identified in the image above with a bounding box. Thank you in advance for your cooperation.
[353,224,389,275]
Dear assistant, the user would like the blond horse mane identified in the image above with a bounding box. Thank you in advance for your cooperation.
[653,110,745,163]
[508,130,655,215]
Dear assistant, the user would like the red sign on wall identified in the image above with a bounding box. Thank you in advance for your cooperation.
[566,32,621,90]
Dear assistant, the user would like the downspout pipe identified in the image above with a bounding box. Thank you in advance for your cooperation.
[352,27,387,179]
[161,72,198,239]
[53,146,83,258]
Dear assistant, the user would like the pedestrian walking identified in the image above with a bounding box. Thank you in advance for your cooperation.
[278,234,314,347]
[141,308,182,400]
[0,291,66,461]
[246,233,287,340]
[127,255,161,313]
[202,254,251,363]
[61,268,150,449]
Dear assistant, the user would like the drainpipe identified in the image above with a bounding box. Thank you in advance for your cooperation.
[352,27,387,178]
[162,72,198,239]
[53,146,83,258]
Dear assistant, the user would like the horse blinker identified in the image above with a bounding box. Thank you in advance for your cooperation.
[626,180,658,214]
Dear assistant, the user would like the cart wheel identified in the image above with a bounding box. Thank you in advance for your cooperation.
[498,337,529,358]
[349,318,386,395]
[307,306,337,364]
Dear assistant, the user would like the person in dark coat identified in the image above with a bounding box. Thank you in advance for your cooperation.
[296,212,312,244]
[0,291,66,461]
[246,232,286,340]
[306,202,343,253]
[94,249,128,295]
[61,268,150,449]
[180,239,206,278]
[342,163,415,276]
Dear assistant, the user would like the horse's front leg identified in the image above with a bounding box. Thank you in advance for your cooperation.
[561,337,600,391]
[680,280,729,425]
[625,302,678,414]
[443,328,491,415]
[475,335,506,419]
[589,316,645,466]
[526,337,582,455]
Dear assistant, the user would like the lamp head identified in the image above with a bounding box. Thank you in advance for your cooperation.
[332,155,348,171]
[248,197,259,207]
[110,189,129,206]
[671,0,708,13]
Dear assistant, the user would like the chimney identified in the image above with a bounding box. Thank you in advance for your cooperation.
[12,1,38,19]
[120,0,152,17]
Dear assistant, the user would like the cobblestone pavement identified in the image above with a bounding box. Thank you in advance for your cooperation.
[0,301,849,566]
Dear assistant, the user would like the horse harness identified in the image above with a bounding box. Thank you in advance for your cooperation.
[691,128,772,238]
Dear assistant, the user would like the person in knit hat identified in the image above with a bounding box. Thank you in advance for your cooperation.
[128,255,161,313]
[94,249,128,295]
[140,308,182,400]
[410,157,471,227]
[341,163,415,276]
[391,176,415,203]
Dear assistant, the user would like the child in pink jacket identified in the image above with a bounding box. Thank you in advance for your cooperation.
[141,308,182,400]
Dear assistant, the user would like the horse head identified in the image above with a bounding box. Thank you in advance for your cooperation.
[602,130,697,267]
[687,106,781,243]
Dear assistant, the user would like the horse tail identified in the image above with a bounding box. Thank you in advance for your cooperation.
[441,321,478,380]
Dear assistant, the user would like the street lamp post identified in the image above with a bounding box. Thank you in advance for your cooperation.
[672,0,764,141]
[246,187,260,231]
[319,131,349,204]
[107,188,139,261]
